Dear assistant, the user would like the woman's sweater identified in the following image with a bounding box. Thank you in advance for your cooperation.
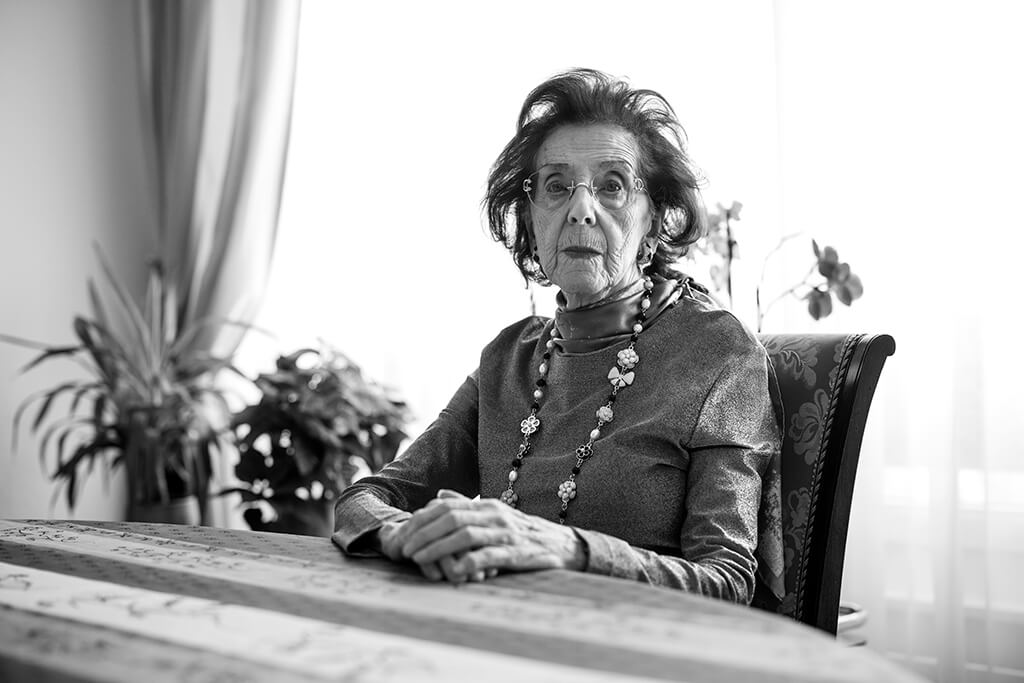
[332,281,785,604]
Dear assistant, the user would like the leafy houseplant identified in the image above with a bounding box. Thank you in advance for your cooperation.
[693,202,865,331]
[225,346,412,536]
[2,255,237,524]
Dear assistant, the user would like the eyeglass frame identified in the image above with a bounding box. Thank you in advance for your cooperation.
[522,171,648,211]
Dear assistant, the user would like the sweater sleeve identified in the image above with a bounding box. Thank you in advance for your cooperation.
[573,345,781,604]
[331,373,480,556]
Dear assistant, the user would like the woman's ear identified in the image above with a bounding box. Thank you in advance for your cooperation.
[648,208,665,238]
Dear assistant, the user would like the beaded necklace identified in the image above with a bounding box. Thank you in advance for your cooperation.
[499,275,682,524]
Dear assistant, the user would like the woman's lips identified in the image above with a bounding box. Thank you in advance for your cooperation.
[561,246,602,257]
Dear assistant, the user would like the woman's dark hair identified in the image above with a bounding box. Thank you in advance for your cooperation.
[484,68,705,285]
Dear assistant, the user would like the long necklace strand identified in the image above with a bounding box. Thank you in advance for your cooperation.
[499,275,681,524]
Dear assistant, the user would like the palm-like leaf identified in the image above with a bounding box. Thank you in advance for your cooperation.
[3,253,246,521]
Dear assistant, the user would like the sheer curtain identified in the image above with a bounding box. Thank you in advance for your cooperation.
[248,1,1022,679]
[136,0,301,522]
[769,4,1024,681]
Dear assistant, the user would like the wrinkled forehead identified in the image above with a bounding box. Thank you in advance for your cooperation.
[534,124,641,175]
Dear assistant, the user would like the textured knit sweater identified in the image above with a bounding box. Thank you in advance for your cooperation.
[332,279,785,604]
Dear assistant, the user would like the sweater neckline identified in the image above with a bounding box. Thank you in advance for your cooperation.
[552,277,680,354]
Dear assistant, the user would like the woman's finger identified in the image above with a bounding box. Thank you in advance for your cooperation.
[460,544,556,575]
[435,488,469,500]
[394,498,477,549]
[438,554,466,584]
[458,545,513,575]
[402,508,498,559]
[418,561,443,582]
[409,524,512,565]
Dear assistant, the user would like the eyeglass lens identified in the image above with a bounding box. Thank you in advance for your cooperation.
[526,171,644,211]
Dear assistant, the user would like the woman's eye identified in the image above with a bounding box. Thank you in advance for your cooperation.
[599,178,624,194]
[545,180,568,195]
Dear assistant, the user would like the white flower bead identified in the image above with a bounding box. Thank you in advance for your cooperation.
[640,298,651,310]
[520,414,541,435]
[557,480,577,501]
[643,277,654,290]
[633,323,643,334]
[617,348,639,370]
[597,405,614,423]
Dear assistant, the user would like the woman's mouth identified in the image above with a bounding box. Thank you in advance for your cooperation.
[561,246,602,257]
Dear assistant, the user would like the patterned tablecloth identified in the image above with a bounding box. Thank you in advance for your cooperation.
[0,519,922,683]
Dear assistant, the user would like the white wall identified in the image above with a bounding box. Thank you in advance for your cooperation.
[0,0,154,519]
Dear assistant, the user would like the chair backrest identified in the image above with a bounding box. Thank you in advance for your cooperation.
[757,333,895,634]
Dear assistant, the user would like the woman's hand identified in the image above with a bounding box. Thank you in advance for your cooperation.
[393,489,587,583]
[375,515,494,583]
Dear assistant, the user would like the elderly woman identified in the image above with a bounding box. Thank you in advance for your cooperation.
[333,69,784,606]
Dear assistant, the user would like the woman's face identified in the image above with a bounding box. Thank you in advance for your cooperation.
[528,123,655,309]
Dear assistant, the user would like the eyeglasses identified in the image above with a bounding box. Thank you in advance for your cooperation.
[523,171,647,211]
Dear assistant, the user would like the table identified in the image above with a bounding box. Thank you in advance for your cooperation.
[0,520,922,683]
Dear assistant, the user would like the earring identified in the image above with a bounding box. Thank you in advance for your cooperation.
[637,241,657,269]
[531,253,548,281]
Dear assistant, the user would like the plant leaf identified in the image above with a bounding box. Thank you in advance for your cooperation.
[835,274,864,305]
[806,288,833,320]
[87,278,111,335]
[0,332,54,351]
[19,345,84,374]
[92,245,154,374]
[69,382,102,414]
[40,416,90,467]
[32,381,83,431]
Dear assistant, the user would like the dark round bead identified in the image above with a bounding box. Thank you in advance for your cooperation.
[530,401,540,411]
[608,394,617,404]
[571,466,581,474]
[511,459,521,468]
[558,510,568,519]
[637,310,647,321]
[535,378,547,387]
[630,334,640,343]
[542,352,551,360]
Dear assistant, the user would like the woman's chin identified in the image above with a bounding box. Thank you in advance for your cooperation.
[552,272,611,307]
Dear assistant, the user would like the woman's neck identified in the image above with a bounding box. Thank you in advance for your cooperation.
[553,276,679,343]
[560,276,645,312]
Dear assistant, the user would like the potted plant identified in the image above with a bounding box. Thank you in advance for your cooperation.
[224,345,412,536]
[692,201,865,331]
[2,254,238,524]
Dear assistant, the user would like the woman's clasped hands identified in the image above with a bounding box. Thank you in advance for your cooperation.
[374,489,586,584]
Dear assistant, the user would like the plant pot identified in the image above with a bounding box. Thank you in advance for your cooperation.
[127,495,202,526]
[245,499,334,537]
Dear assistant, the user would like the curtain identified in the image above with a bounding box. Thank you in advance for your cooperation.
[135,0,301,523]
[136,0,300,356]
[769,3,1024,681]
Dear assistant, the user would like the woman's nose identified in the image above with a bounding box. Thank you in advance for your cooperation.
[566,187,596,226]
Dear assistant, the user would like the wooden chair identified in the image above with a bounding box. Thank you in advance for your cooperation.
[757,333,896,636]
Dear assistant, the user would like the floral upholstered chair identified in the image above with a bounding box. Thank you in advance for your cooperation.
[757,333,896,636]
